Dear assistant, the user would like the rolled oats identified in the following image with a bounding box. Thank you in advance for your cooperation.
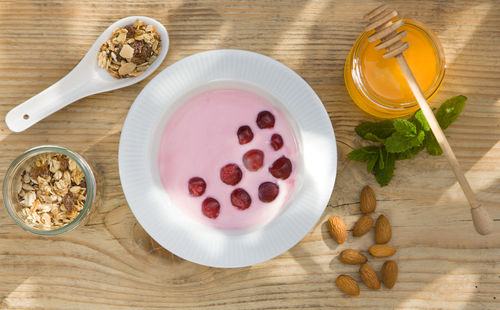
[97,19,162,79]
[17,153,87,230]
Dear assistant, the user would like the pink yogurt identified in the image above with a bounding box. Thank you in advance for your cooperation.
[158,88,300,230]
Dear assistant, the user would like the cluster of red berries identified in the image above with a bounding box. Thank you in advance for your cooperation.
[188,111,293,219]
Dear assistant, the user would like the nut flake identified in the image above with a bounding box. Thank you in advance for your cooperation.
[118,62,136,76]
[97,19,161,79]
[119,44,134,59]
[17,153,87,230]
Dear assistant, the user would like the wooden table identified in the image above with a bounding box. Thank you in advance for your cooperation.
[0,0,499,309]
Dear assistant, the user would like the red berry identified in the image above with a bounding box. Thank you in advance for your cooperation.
[202,197,220,219]
[220,163,243,185]
[188,177,206,197]
[270,134,283,150]
[258,182,279,202]
[256,111,275,129]
[230,188,252,210]
[269,156,292,180]
[242,149,264,171]
[237,125,254,144]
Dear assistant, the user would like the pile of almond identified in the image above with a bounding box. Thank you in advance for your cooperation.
[328,186,398,296]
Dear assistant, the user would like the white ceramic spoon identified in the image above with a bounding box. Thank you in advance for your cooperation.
[5,16,169,133]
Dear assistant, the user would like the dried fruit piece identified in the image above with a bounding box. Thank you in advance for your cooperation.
[269,156,292,180]
[381,260,398,289]
[327,216,346,244]
[237,125,254,144]
[369,244,396,258]
[220,164,243,186]
[359,264,381,290]
[375,214,392,244]
[242,149,264,171]
[130,39,153,64]
[188,177,206,197]
[258,182,279,202]
[360,186,376,214]
[62,192,75,212]
[59,157,69,171]
[270,134,283,150]
[202,197,220,219]
[231,188,252,210]
[30,166,49,179]
[336,275,360,296]
[339,249,368,265]
[353,215,374,237]
[256,111,275,129]
[124,24,135,38]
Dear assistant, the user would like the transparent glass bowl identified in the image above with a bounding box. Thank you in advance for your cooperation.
[2,145,98,235]
[344,18,446,119]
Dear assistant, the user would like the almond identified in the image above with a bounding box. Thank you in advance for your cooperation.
[328,216,346,244]
[360,185,376,214]
[353,215,374,237]
[381,260,398,289]
[359,263,380,290]
[336,275,360,296]
[369,244,396,258]
[375,214,392,244]
[339,249,368,265]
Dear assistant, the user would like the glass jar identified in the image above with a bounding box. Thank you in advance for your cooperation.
[2,145,98,235]
[345,18,446,119]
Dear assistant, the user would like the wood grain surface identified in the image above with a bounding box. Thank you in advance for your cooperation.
[0,0,499,309]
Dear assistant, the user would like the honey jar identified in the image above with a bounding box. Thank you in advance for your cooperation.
[345,18,445,118]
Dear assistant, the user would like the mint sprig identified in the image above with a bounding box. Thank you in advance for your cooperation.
[347,95,467,186]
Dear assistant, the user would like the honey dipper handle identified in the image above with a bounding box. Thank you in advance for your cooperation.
[395,55,494,235]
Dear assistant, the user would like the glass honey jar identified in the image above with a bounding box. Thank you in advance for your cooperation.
[345,18,446,119]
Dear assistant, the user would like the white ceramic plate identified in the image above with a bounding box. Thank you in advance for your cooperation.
[119,50,337,268]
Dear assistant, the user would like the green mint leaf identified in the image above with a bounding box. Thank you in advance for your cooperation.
[425,132,443,156]
[410,143,425,155]
[374,148,395,186]
[436,95,467,129]
[364,132,386,143]
[355,120,395,142]
[395,150,413,160]
[394,143,425,160]
[393,118,417,135]
[347,146,379,162]
[367,155,378,173]
[414,110,430,131]
[385,132,414,153]
[378,147,385,169]
[416,130,425,143]
[385,130,425,153]
[396,143,426,160]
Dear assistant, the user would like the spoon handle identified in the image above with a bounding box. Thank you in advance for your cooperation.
[5,64,96,132]
[396,54,494,235]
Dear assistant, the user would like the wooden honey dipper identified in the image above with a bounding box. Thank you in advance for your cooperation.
[364,4,494,235]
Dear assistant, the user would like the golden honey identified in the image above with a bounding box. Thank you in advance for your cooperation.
[345,19,445,118]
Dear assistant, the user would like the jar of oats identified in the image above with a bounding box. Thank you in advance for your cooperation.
[2,146,98,235]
